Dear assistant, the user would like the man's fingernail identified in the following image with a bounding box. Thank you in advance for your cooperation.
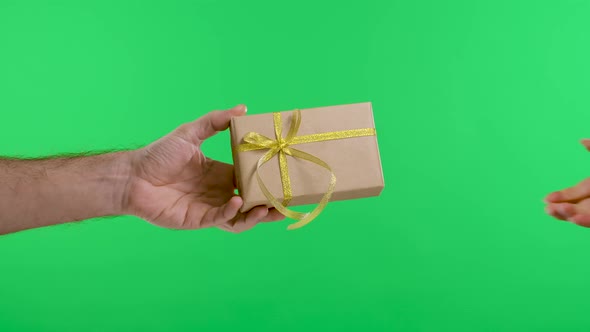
[236,104,247,113]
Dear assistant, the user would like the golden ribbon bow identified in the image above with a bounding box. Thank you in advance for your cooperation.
[236,110,376,230]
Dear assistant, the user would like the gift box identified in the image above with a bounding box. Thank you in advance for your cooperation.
[229,102,385,229]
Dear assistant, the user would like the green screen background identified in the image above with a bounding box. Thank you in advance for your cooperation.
[1,0,589,331]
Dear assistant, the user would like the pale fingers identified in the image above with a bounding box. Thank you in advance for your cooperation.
[545,204,566,221]
[546,202,590,227]
[545,178,590,203]
[546,203,574,221]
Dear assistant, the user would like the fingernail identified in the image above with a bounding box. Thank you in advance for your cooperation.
[231,104,246,113]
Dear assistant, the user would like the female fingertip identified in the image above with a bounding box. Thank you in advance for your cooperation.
[545,205,553,215]
[545,192,560,202]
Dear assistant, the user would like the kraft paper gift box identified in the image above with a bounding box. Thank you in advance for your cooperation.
[229,102,385,230]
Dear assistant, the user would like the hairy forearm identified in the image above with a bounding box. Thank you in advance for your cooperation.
[0,152,133,235]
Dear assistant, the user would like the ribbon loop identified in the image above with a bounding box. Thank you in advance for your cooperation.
[236,109,376,230]
[243,132,276,148]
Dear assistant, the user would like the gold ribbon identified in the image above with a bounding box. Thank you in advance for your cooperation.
[236,110,376,230]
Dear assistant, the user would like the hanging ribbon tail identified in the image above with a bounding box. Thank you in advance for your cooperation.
[282,147,337,230]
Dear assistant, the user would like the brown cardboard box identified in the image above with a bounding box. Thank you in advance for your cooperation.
[229,102,384,215]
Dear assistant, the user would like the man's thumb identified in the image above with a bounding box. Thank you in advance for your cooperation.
[177,104,247,144]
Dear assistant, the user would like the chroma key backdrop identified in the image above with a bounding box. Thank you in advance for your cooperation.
[1,1,590,331]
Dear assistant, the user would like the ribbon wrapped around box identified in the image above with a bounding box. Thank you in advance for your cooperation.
[229,102,385,230]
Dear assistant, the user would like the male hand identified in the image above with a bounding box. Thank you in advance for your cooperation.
[125,105,284,233]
